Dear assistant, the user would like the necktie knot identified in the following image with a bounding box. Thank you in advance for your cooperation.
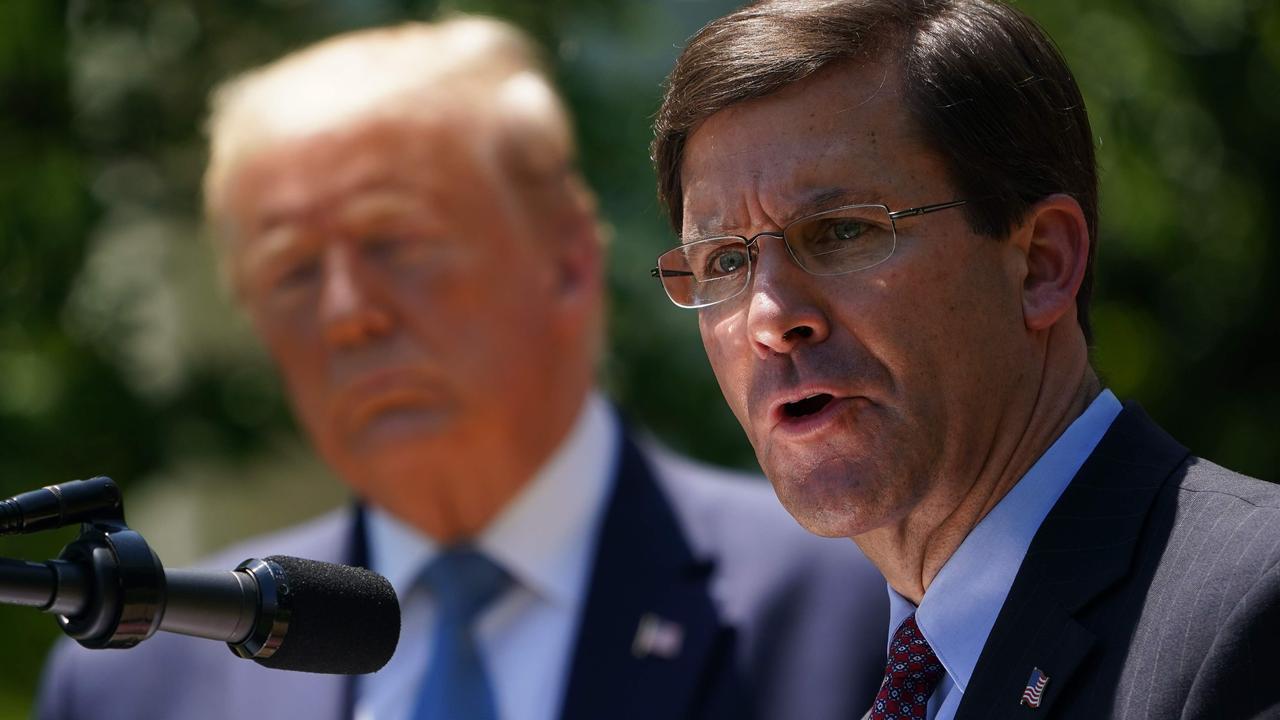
[421,547,510,625]
[870,614,945,720]
[413,547,509,720]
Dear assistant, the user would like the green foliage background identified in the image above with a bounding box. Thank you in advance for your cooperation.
[1,0,1277,715]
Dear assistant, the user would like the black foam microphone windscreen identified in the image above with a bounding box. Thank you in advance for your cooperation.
[254,555,400,674]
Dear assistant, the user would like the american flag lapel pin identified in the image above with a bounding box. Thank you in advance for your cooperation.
[631,613,684,660]
[1020,667,1050,709]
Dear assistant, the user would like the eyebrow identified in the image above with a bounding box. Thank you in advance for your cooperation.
[336,192,425,224]
[683,186,883,242]
[790,187,883,218]
[253,176,425,234]
[238,224,312,276]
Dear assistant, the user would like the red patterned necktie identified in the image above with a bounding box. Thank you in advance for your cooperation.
[869,614,946,720]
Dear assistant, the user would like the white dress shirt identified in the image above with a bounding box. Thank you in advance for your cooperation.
[355,393,619,720]
[884,390,1123,720]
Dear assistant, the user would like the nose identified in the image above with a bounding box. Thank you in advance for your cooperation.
[745,239,830,358]
[319,245,393,347]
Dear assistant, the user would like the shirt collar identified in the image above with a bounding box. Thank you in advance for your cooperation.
[887,389,1123,693]
[366,392,619,609]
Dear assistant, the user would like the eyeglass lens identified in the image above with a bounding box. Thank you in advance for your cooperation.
[656,204,896,308]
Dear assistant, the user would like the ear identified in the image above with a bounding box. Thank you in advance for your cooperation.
[549,174,603,304]
[1018,193,1090,332]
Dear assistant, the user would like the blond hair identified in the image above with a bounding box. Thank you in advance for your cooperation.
[203,17,578,227]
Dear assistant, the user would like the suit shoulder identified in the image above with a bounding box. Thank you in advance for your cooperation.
[1169,458,1280,558]
[1153,462,1280,717]
[197,506,353,569]
[640,439,883,595]
[38,624,235,720]
[1157,458,1280,576]
[1130,457,1280,644]
[1176,457,1280,510]
[643,440,782,523]
[636,439,889,719]
[643,439,824,549]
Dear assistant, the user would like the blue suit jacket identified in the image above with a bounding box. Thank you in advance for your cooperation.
[37,431,889,719]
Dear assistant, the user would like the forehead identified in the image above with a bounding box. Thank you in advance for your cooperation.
[222,114,495,237]
[680,60,943,235]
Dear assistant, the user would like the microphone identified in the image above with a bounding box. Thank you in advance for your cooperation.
[1,553,400,674]
[0,477,122,535]
[168,555,401,674]
[1,476,398,673]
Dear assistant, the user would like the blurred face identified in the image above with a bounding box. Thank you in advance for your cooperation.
[682,62,1033,538]
[221,115,596,540]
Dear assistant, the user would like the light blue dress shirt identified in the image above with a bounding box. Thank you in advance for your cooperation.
[355,393,618,720]
[885,390,1123,720]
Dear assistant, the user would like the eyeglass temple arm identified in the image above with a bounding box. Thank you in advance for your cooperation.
[888,199,968,220]
[650,268,696,278]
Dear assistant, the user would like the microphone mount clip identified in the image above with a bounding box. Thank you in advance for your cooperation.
[1,477,164,649]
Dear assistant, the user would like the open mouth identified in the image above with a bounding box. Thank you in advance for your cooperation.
[783,393,834,418]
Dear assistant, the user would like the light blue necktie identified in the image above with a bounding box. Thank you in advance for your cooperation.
[413,547,511,720]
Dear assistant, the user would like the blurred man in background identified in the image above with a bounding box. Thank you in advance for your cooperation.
[651,0,1280,718]
[37,15,888,720]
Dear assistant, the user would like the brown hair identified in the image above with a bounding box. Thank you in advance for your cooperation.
[653,0,1098,339]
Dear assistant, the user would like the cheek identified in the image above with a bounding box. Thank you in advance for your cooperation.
[253,314,324,385]
[875,249,1024,401]
[249,311,341,435]
[698,308,753,415]
[393,260,556,392]
[400,236,544,324]
[271,348,324,406]
[698,309,733,371]
[271,351,334,444]
[390,262,507,347]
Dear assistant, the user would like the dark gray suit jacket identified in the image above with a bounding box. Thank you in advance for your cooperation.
[957,404,1280,719]
[37,431,889,720]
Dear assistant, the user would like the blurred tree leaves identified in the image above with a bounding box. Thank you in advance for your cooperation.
[1,0,1278,716]
[1038,0,1280,470]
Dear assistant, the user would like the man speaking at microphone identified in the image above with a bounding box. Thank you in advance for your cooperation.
[649,0,1280,718]
[37,15,888,720]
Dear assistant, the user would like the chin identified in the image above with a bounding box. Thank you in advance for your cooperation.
[335,446,436,495]
[765,454,889,539]
[347,407,455,451]
[778,492,881,538]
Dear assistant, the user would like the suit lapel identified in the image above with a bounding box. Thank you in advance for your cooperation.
[558,433,742,720]
[956,404,1190,718]
[341,504,370,720]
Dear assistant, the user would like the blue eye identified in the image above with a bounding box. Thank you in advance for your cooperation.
[830,219,866,242]
[679,239,751,282]
[795,216,880,261]
[711,249,748,275]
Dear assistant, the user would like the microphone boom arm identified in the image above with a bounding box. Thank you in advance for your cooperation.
[0,477,125,535]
